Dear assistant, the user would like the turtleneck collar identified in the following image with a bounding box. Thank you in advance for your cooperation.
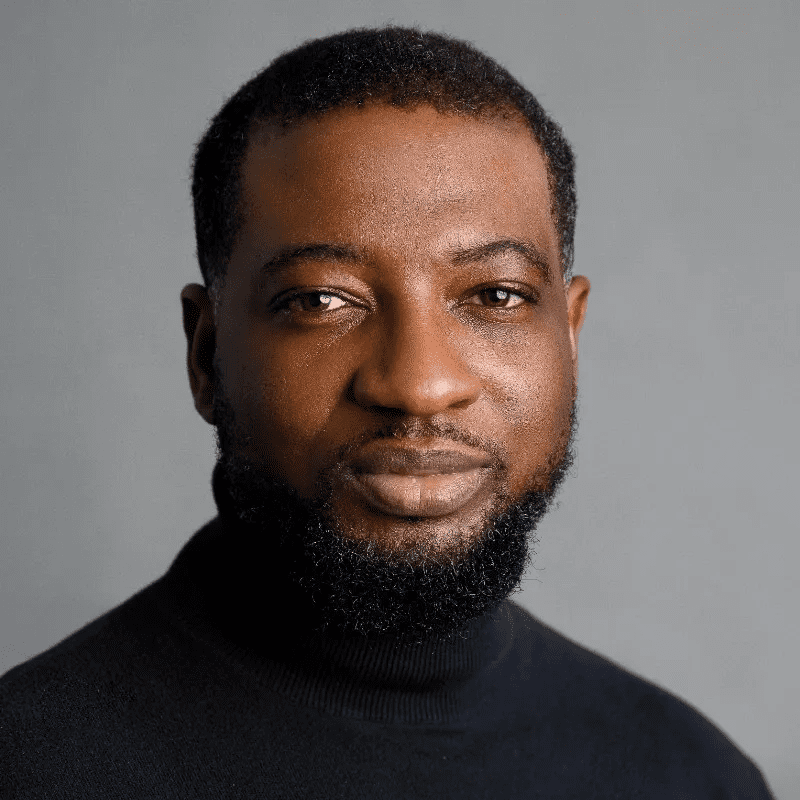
[164,462,519,723]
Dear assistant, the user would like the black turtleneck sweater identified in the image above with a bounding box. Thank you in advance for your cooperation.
[0,467,774,798]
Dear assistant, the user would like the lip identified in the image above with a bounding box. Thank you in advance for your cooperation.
[350,445,490,476]
[346,444,493,518]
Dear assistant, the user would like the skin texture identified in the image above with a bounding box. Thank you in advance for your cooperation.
[181,104,589,634]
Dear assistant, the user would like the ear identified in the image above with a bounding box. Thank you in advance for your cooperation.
[180,283,216,425]
[565,275,590,379]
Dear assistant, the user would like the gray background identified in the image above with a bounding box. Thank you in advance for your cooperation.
[1,1,796,796]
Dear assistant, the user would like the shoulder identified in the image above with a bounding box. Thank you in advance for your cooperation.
[501,599,774,798]
[1,575,169,701]
[0,573,201,795]
[0,519,220,713]
[1,577,175,731]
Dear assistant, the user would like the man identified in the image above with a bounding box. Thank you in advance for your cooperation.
[0,27,773,798]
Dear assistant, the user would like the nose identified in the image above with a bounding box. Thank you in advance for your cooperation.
[351,307,481,416]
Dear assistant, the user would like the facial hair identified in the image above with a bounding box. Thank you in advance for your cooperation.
[212,379,577,645]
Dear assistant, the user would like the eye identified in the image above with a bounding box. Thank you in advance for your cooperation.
[467,287,529,308]
[282,291,349,312]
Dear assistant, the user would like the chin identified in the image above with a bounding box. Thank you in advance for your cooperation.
[323,489,508,566]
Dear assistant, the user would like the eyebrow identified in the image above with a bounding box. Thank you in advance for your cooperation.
[258,243,363,275]
[257,238,553,283]
[449,238,553,284]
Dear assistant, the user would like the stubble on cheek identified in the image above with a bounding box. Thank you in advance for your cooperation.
[212,350,316,485]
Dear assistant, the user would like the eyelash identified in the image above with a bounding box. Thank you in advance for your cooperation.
[272,291,358,314]
[467,286,536,309]
[271,286,538,315]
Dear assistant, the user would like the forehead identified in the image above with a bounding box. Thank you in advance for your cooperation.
[238,103,558,267]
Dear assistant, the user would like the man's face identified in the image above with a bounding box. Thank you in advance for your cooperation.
[182,103,589,638]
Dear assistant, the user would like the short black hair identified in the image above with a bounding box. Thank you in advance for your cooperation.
[191,26,577,295]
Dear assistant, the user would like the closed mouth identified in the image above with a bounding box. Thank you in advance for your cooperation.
[345,443,493,517]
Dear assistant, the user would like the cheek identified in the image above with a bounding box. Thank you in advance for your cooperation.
[488,330,574,490]
[221,334,349,490]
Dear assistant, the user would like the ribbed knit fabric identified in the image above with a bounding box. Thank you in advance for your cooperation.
[0,466,775,798]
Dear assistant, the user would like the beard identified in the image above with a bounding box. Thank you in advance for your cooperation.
[211,380,577,645]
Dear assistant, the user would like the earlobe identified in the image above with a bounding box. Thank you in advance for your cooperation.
[180,284,217,425]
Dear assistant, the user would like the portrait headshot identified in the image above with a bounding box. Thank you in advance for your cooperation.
[1,2,796,797]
